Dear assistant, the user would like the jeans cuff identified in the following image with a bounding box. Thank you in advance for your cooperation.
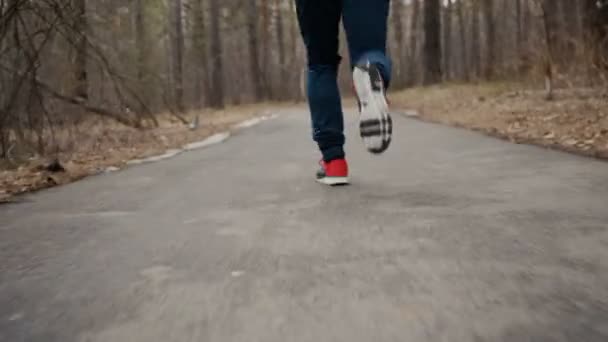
[355,51,392,88]
[321,145,345,162]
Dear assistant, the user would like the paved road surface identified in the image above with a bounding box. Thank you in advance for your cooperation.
[1,109,608,342]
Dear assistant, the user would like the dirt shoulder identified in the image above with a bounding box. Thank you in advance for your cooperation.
[391,83,608,160]
[0,104,287,203]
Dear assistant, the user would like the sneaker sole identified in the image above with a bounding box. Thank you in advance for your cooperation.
[353,64,392,154]
[316,177,350,186]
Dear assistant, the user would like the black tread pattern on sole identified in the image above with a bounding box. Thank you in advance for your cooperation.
[355,64,393,154]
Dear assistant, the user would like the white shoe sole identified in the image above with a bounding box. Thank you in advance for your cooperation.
[316,177,349,186]
[353,64,392,154]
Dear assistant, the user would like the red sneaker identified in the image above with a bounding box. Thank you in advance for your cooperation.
[316,159,349,186]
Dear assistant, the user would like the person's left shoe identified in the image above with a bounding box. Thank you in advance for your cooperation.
[353,63,393,154]
[316,158,349,186]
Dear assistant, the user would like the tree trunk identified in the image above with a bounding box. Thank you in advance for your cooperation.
[289,0,302,101]
[471,0,481,78]
[583,0,608,61]
[541,1,555,100]
[391,0,404,87]
[561,0,581,50]
[407,0,421,85]
[456,0,469,80]
[260,1,272,98]
[442,0,453,80]
[247,0,263,101]
[192,0,210,108]
[516,0,522,56]
[275,0,287,99]
[543,0,562,65]
[134,0,148,112]
[209,0,225,108]
[498,0,509,72]
[423,0,442,84]
[170,0,185,112]
[72,0,87,101]
[481,0,495,79]
[521,0,532,71]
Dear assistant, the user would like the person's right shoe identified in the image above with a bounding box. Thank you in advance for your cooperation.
[353,63,392,154]
[316,158,349,186]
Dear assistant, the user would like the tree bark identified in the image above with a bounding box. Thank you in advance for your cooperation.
[192,0,210,108]
[481,0,495,79]
[543,0,562,64]
[471,0,481,78]
[583,0,608,49]
[260,1,272,98]
[209,0,225,108]
[72,0,87,101]
[134,0,148,112]
[391,0,404,87]
[540,0,555,100]
[582,0,608,70]
[247,0,263,101]
[170,0,185,112]
[443,0,453,80]
[561,0,581,46]
[456,0,469,80]
[275,0,287,99]
[407,0,421,85]
[423,0,442,84]
[516,0,522,56]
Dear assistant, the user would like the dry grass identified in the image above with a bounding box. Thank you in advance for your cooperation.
[391,82,608,159]
[0,103,285,202]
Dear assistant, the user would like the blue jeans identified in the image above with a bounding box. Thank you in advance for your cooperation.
[296,0,392,161]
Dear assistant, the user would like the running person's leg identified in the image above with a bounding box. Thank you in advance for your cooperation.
[295,0,348,185]
[343,0,393,154]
